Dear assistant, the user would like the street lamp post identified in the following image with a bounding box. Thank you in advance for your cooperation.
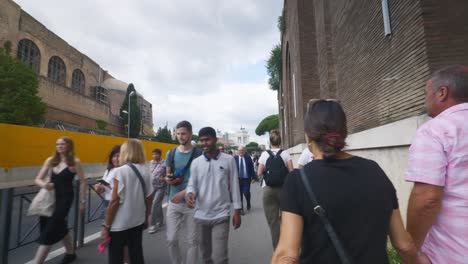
[122,91,136,138]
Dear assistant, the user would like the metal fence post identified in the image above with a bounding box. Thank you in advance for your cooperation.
[78,183,86,247]
[0,188,14,264]
[72,181,79,252]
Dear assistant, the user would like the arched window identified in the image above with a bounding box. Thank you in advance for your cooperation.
[48,56,66,85]
[71,69,85,93]
[17,39,41,74]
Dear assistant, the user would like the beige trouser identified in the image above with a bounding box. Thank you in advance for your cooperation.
[166,201,200,264]
[262,186,282,249]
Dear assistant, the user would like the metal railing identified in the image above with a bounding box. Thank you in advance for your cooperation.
[0,178,106,264]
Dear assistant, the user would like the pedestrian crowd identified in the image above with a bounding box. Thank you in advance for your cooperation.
[29,65,468,263]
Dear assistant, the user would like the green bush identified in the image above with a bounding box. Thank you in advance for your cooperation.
[387,247,401,264]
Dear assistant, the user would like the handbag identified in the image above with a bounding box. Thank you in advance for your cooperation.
[28,169,55,217]
[299,168,353,264]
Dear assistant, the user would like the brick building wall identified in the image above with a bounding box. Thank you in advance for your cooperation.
[280,0,468,148]
[280,0,320,148]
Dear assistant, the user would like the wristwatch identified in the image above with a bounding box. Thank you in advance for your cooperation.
[101,224,110,230]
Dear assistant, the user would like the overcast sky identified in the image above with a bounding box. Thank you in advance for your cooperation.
[15,0,282,145]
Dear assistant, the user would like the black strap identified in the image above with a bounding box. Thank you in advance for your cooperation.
[169,147,200,173]
[276,149,284,157]
[127,163,147,201]
[299,168,353,264]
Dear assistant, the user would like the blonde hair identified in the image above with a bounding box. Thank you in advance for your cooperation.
[269,129,282,146]
[50,136,76,167]
[119,139,146,165]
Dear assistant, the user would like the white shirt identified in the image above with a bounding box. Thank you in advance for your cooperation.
[238,156,248,179]
[259,149,292,188]
[102,169,116,201]
[110,163,154,232]
[187,153,242,220]
[297,148,314,166]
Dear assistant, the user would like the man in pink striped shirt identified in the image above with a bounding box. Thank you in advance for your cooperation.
[406,65,468,264]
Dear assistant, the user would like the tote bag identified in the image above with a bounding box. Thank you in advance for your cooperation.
[28,169,55,217]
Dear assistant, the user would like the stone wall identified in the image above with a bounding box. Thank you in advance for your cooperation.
[281,0,468,148]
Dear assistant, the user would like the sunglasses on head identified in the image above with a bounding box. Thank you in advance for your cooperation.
[307,99,340,110]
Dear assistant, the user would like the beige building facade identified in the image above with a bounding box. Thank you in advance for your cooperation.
[0,0,153,135]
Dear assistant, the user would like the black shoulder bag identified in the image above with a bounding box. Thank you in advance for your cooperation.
[127,163,147,201]
[299,168,353,264]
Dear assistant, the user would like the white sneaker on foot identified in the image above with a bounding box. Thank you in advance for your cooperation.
[148,226,158,234]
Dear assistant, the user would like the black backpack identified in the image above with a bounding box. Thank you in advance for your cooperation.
[264,150,288,187]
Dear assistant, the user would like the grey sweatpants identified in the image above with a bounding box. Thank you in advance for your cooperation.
[262,186,282,249]
[150,187,166,226]
[195,216,230,264]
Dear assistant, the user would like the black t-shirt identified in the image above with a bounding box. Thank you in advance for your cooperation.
[280,156,398,264]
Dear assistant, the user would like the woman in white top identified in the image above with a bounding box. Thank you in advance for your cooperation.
[94,145,120,218]
[257,130,294,250]
[100,139,154,264]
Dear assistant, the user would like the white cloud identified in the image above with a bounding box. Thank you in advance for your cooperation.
[14,0,282,145]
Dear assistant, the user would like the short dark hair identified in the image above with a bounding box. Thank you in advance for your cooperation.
[304,100,347,159]
[176,120,192,132]
[152,148,161,155]
[198,127,217,138]
[431,65,468,101]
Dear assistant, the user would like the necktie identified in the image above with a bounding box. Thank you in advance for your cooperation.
[239,157,245,178]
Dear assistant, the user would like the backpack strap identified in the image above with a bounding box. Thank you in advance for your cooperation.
[182,148,201,171]
[299,168,353,264]
[168,148,177,173]
[266,150,274,157]
[276,149,284,157]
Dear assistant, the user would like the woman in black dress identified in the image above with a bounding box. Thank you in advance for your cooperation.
[33,136,87,264]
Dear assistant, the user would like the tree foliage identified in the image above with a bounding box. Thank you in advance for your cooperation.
[154,126,174,144]
[119,84,141,138]
[255,114,279,136]
[266,44,282,91]
[0,48,46,126]
[96,119,107,131]
[245,141,260,155]
[278,14,285,34]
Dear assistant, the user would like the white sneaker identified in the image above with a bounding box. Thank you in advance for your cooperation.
[148,226,158,234]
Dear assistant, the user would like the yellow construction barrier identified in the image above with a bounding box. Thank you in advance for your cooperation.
[0,123,176,168]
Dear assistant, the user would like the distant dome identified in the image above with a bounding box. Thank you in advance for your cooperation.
[101,78,129,92]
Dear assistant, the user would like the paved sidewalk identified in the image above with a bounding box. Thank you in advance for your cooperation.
[45,184,273,264]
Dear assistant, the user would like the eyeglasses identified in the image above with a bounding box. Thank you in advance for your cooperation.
[307,99,340,110]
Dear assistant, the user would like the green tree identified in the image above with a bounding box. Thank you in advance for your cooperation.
[266,44,282,91]
[278,14,285,34]
[245,141,260,154]
[155,126,174,144]
[255,114,279,136]
[225,145,238,152]
[0,48,46,125]
[192,134,199,143]
[119,84,141,138]
[96,119,107,131]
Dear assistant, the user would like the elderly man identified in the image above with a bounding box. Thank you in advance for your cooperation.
[234,146,256,214]
[406,65,468,263]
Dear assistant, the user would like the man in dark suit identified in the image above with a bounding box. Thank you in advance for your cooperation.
[234,146,256,214]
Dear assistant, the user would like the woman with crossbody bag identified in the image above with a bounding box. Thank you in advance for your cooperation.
[100,139,154,264]
[272,100,418,264]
